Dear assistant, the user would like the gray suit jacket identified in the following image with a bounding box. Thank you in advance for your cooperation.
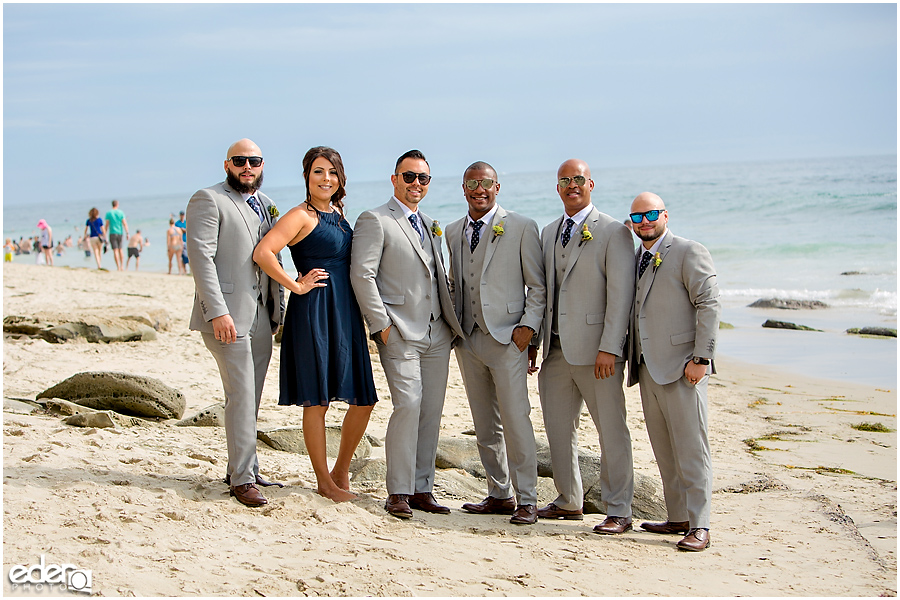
[627,230,720,387]
[446,206,545,345]
[186,181,284,336]
[350,199,463,342]
[540,206,635,365]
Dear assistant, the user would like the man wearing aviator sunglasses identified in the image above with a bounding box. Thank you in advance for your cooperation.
[350,149,464,519]
[536,158,637,534]
[626,192,720,552]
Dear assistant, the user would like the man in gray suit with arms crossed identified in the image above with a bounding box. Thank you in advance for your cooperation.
[627,192,720,551]
[186,138,284,507]
[350,149,464,519]
[537,159,637,534]
[447,161,546,525]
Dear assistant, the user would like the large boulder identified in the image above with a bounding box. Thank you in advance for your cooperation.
[257,425,372,460]
[846,327,897,338]
[762,319,822,332]
[37,372,186,419]
[3,314,158,343]
[749,298,828,310]
[435,436,486,478]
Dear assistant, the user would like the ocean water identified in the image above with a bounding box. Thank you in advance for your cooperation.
[4,155,896,387]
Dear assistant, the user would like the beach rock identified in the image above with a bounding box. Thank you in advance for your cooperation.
[351,457,387,483]
[3,398,40,414]
[64,410,147,428]
[434,437,486,478]
[37,372,186,419]
[5,314,158,343]
[749,298,829,310]
[846,327,897,338]
[840,270,864,276]
[175,403,225,427]
[121,309,171,332]
[257,425,372,460]
[3,315,48,335]
[44,398,98,416]
[762,319,823,332]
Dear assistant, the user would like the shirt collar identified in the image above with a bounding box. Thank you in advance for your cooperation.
[466,204,500,229]
[563,203,594,226]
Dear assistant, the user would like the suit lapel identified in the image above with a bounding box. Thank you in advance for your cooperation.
[388,201,430,266]
[481,207,505,275]
[638,230,673,307]
[561,207,599,284]
[224,184,258,240]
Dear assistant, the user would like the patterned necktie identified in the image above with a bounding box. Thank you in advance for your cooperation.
[470,220,484,252]
[639,250,653,278]
[408,214,423,243]
[561,218,575,248]
[247,196,264,223]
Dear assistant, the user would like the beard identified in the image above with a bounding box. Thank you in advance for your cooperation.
[226,170,264,194]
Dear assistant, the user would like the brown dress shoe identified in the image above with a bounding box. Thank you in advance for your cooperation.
[536,503,584,520]
[510,504,538,525]
[641,520,690,535]
[592,516,633,534]
[462,496,517,515]
[385,494,412,519]
[230,483,268,507]
[408,492,451,514]
[225,473,284,488]
[677,528,710,551]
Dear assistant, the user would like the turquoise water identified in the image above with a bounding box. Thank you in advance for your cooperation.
[4,154,896,386]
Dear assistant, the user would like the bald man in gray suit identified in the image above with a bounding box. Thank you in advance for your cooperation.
[537,159,637,534]
[187,138,284,507]
[627,192,720,552]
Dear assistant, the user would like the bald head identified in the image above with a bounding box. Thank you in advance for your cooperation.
[630,192,668,248]
[224,138,264,193]
[556,158,594,216]
[557,159,591,179]
[630,192,665,213]
[226,138,262,160]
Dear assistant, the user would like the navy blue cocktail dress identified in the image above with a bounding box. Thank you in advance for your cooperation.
[279,209,378,407]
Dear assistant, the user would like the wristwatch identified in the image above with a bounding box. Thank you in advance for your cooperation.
[692,356,710,365]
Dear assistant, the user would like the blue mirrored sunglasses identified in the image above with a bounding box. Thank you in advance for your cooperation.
[629,210,663,224]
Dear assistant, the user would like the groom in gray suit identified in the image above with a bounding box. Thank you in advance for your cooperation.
[186,138,284,507]
[350,149,464,519]
[537,159,637,534]
[627,192,720,552]
[447,161,546,525]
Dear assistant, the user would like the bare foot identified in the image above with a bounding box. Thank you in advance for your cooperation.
[317,484,357,503]
[330,469,351,491]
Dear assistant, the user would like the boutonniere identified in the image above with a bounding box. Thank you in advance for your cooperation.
[652,252,663,269]
[578,223,593,246]
[430,220,442,237]
[268,205,279,219]
[491,221,505,242]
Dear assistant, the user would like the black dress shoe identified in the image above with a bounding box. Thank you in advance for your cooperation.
[677,528,710,551]
[230,483,268,507]
[641,520,690,535]
[408,492,451,514]
[462,496,517,515]
[592,516,633,534]
[510,504,538,525]
[385,494,412,519]
[224,473,284,488]
[536,503,584,520]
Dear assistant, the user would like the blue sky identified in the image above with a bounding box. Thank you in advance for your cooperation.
[3,3,896,205]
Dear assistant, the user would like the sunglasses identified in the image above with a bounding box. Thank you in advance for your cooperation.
[558,175,587,188]
[229,156,263,168]
[397,171,432,185]
[629,210,664,223]
[464,178,495,191]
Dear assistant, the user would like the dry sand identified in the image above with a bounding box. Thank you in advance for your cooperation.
[3,262,896,596]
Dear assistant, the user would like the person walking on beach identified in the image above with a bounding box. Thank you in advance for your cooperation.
[447,161,545,525]
[104,199,129,271]
[254,146,378,503]
[167,218,185,275]
[626,192,720,552]
[350,149,464,519]
[37,219,53,266]
[126,230,144,271]
[186,138,285,508]
[537,159,636,533]
[84,207,105,269]
[176,210,190,274]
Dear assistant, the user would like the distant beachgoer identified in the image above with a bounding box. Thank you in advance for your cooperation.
[54,242,64,256]
[4,239,14,262]
[64,235,73,248]
[167,218,185,275]
[104,199,129,271]
[126,230,144,271]
[79,235,92,258]
[176,211,190,274]
[84,207,105,269]
[37,219,53,266]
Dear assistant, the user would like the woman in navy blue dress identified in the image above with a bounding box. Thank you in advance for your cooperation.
[254,146,377,502]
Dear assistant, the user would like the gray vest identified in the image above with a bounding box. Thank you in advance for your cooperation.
[551,233,572,335]
[461,228,490,335]
[419,230,443,321]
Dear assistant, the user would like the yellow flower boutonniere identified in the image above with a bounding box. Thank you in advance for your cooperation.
[431,220,442,237]
[491,221,505,242]
[652,252,663,268]
[578,223,593,246]
[268,205,279,219]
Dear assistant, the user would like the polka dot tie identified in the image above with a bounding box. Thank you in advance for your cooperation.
[470,220,484,252]
[408,214,423,242]
[247,196,264,223]
[639,250,653,278]
[561,218,575,248]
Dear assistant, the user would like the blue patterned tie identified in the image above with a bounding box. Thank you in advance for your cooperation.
[247,196,264,223]
[639,250,653,278]
[408,214,423,243]
[470,220,484,252]
[561,218,575,248]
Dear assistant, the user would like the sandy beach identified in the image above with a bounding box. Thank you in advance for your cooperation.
[2,262,896,596]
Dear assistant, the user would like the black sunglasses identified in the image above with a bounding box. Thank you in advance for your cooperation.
[464,178,495,191]
[558,175,587,188]
[229,156,263,168]
[629,210,664,223]
[397,171,432,185]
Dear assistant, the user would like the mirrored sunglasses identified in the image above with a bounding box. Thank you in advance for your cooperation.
[558,175,587,188]
[629,210,663,224]
[464,178,495,191]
